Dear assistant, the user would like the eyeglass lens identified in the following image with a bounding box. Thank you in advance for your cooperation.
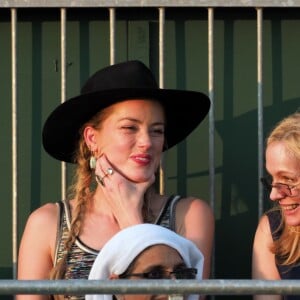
[121,268,197,280]
[260,177,292,196]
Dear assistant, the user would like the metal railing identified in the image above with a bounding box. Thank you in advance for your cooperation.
[2,0,300,7]
[1,279,300,296]
[2,0,300,297]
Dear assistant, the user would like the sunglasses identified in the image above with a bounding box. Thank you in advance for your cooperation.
[119,267,197,280]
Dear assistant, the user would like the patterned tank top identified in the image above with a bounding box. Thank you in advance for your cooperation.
[54,195,181,299]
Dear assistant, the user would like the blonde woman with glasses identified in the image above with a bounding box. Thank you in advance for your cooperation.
[252,111,300,300]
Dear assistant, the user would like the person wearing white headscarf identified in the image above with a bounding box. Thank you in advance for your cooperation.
[87,223,204,300]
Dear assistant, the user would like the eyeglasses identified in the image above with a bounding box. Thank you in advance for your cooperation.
[119,267,197,280]
[260,177,300,197]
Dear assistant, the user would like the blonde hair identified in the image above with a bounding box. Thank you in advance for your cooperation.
[266,110,300,266]
[50,104,157,284]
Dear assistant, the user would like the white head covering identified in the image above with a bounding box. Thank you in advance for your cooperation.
[87,223,204,300]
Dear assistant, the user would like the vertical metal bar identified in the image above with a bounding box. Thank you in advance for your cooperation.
[208,6,215,284]
[11,7,18,280]
[256,8,264,218]
[159,8,165,88]
[158,7,165,195]
[61,8,67,200]
[109,8,116,65]
[207,8,215,225]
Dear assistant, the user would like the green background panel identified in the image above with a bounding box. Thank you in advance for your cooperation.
[1,7,300,300]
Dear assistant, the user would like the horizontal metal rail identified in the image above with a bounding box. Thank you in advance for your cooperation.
[0,280,300,295]
[2,4,300,300]
[2,0,300,7]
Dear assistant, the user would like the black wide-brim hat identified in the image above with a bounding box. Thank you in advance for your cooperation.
[42,60,211,163]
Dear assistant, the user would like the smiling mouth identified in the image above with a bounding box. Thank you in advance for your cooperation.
[281,204,299,211]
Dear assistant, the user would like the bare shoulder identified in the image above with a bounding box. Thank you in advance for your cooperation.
[255,214,272,236]
[21,202,60,248]
[253,213,274,254]
[175,196,214,239]
[18,202,61,276]
[252,214,280,281]
[176,196,214,219]
[21,203,59,251]
[175,196,214,280]
[253,214,273,252]
[25,202,59,229]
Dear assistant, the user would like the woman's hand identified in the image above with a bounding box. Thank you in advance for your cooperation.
[94,155,155,228]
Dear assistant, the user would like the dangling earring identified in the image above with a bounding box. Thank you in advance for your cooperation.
[89,156,96,169]
[89,152,97,170]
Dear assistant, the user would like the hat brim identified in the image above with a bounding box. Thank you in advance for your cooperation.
[42,88,210,163]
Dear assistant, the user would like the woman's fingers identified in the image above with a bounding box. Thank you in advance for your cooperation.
[95,156,115,187]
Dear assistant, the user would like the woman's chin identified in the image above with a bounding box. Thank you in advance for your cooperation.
[284,213,300,227]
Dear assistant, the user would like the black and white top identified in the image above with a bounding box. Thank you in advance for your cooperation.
[53,195,182,299]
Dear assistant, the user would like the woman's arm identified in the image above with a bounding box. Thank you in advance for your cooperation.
[175,197,215,278]
[17,203,58,300]
[252,214,281,300]
[175,197,214,300]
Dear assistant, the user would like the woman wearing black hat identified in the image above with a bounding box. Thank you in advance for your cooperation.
[17,60,214,300]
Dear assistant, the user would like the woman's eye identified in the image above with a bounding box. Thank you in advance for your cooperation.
[267,174,295,184]
[151,128,164,135]
[148,271,162,279]
[281,176,296,184]
[122,126,137,131]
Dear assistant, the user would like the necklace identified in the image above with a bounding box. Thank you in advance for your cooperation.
[288,225,300,234]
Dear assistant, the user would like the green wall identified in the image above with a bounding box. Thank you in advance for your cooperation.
[1,7,300,300]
